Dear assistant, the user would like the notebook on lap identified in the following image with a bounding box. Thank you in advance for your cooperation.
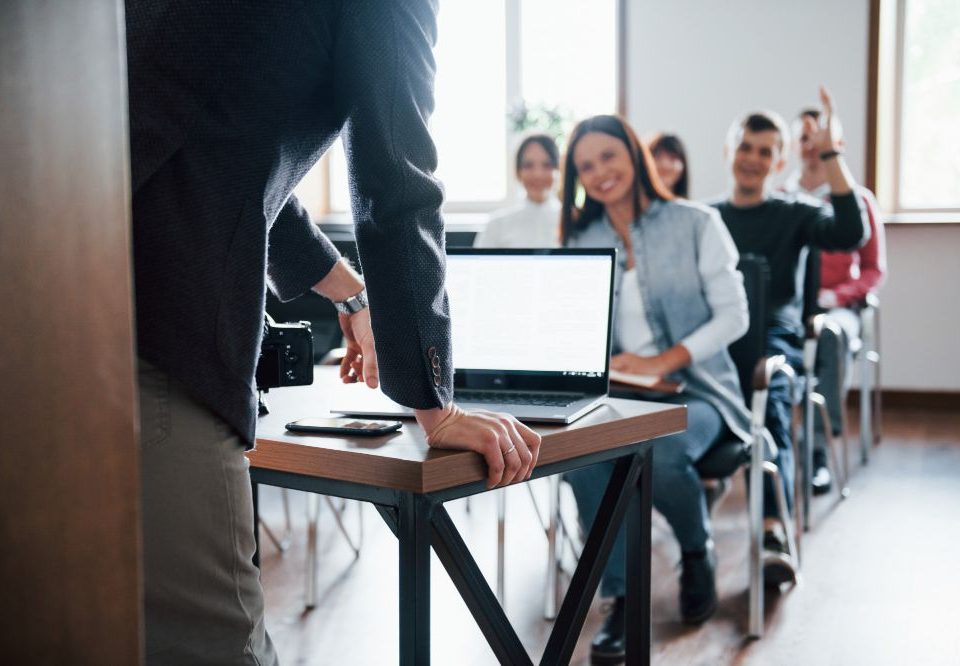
[331,248,616,424]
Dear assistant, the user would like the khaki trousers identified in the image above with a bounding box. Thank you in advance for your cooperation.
[139,360,277,665]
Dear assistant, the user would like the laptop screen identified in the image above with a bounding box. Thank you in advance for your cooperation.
[446,248,615,394]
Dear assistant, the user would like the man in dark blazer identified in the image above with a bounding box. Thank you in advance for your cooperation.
[126,2,541,662]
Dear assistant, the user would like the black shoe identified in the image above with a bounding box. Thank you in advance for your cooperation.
[679,546,717,625]
[590,597,625,664]
[762,524,797,588]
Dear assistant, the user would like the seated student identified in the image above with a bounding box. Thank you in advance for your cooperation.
[650,132,691,198]
[782,107,887,494]
[710,88,868,584]
[473,133,561,248]
[560,115,754,658]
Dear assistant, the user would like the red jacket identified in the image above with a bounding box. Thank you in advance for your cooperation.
[820,187,886,306]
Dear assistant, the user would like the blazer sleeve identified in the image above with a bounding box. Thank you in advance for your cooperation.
[333,0,452,409]
[266,195,342,302]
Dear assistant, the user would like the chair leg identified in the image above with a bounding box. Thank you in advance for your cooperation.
[801,377,815,532]
[748,389,768,640]
[812,393,850,499]
[258,487,293,553]
[544,475,560,621]
[324,496,363,557]
[763,462,800,571]
[870,350,883,446]
[859,348,872,465]
[305,492,321,609]
[496,487,506,607]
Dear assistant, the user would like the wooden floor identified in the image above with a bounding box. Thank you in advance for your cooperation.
[258,404,960,665]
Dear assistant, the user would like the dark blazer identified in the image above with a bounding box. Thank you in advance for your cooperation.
[126,0,452,444]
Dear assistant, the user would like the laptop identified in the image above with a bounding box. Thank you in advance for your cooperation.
[332,248,616,424]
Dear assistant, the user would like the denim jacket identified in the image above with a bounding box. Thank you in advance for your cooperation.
[567,199,756,445]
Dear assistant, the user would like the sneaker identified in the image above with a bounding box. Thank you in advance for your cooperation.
[679,545,718,625]
[762,522,797,587]
[590,597,625,664]
[812,449,832,495]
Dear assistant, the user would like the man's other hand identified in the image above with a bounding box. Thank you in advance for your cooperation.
[416,404,542,489]
[338,309,379,388]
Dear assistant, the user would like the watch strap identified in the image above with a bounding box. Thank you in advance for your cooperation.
[333,289,368,315]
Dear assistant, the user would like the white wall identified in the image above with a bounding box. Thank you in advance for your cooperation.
[626,0,868,199]
[625,0,960,391]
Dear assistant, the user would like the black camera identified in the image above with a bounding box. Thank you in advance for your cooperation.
[255,314,314,391]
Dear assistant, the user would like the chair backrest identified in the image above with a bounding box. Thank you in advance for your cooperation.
[729,254,771,403]
[802,246,823,322]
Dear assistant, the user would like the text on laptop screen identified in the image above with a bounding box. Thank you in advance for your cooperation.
[446,253,612,374]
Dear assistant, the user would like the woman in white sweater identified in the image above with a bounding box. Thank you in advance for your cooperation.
[473,134,561,248]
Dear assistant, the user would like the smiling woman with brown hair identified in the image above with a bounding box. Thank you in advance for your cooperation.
[559,114,755,661]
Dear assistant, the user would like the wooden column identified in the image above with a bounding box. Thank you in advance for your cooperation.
[0,1,141,663]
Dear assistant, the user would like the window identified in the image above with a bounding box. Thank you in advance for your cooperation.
[877,0,960,214]
[295,1,619,217]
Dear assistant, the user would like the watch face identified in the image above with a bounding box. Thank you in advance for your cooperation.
[336,290,367,314]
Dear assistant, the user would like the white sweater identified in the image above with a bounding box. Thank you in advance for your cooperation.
[473,197,561,248]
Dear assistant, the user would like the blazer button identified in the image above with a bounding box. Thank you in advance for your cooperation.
[434,377,441,387]
[427,346,437,358]
[431,356,440,368]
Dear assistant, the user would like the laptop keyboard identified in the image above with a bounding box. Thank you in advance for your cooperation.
[454,390,584,407]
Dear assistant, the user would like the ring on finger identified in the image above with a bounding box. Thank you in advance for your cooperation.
[503,444,517,456]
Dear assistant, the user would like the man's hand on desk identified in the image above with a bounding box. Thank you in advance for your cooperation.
[338,309,379,388]
[416,404,542,489]
[312,259,379,388]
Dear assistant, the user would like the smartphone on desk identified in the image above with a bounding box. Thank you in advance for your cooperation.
[285,417,402,436]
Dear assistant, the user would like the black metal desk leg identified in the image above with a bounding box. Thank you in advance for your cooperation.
[252,480,261,569]
[625,447,652,666]
[398,492,432,665]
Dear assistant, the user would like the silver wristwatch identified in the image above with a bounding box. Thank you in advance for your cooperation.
[332,288,368,315]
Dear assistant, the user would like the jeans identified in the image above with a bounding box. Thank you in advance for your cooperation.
[763,328,803,517]
[813,308,860,454]
[564,395,724,598]
[139,359,278,666]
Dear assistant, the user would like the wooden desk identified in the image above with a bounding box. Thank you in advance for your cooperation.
[249,368,686,665]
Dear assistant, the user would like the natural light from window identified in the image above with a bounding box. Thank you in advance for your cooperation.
[899,0,960,210]
[304,2,618,215]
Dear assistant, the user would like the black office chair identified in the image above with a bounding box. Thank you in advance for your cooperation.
[693,254,799,639]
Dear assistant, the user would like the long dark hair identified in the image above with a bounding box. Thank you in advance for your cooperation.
[649,133,690,198]
[560,115,672,244]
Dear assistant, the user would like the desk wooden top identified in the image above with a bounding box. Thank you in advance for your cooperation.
[248,367,686,494]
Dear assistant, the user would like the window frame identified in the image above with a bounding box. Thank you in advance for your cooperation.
[871,0,960,220]
[300,0,625,219]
